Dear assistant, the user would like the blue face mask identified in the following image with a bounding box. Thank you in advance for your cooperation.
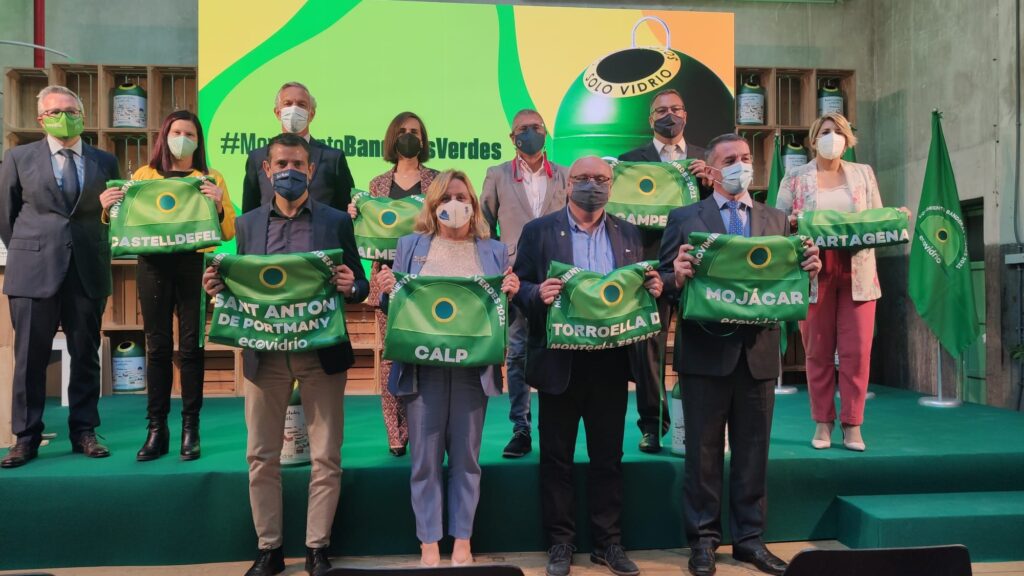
[272,168,308,201]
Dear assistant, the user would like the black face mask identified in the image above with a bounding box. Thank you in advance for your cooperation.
[514,127,545,156]
[396,132,422,159]
[653,114,685,138]
[272,168,308,202]
[570,180,610,213]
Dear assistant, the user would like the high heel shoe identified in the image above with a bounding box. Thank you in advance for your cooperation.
[841,424,866,452]
[811,422,833,449]
[420,542,441,567]
[452,539,474,566]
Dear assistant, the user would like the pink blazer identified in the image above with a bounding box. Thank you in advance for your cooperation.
[776,160,883,301]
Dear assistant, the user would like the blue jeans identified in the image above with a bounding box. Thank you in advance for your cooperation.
[507,305,531,433]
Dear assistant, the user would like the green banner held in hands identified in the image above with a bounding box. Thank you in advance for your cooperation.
[798,208,910,250]
[384,273,507,367]
[353,190,424,261]
[683,232,809,325]
[204,250,348,351]
[107,177,222,257]
[605,161,701,230]
[546,260,661,350]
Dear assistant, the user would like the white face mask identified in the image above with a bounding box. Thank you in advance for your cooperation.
[816,132,846,160]
[717,161,754,195]
[279,106,310,134]
[435,199,473,229]
[167,135,197,160]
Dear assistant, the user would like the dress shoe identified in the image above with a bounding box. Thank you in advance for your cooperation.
[181,414,201,460]
[137,418,169,461]
[71,432,110,458]
[842,424,866,452]
[687,546,716,576]
[503,429,532,458]
[305,546,332,576]
[811,422,833,450]
[638,432,661,453]
[244,547,285,576]
[1,441,39,469]
[590,544,640,576]
[546,543,576,576]
[733,544,787,576]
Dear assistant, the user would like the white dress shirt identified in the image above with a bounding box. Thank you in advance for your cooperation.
[653,137,688,162]
[517,155,548,218]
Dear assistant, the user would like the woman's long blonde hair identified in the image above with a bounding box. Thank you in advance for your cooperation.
[808,111,858,156]
[414,169,490,239]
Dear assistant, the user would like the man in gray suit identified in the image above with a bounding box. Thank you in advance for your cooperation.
[0,86,121,468]
[480,109,569,458]
[658,134,820,576]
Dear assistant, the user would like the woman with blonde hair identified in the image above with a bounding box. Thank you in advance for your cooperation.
[776,112,909,452]
[376,170,518,567]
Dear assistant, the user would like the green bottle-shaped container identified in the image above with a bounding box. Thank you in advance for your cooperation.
[817,79,844,117]
[111,82,147,128]
[670,382,685,456]
[782,139,809,174]
[736,74,766,125]
[112,339,146,392]
[281,380,311,466]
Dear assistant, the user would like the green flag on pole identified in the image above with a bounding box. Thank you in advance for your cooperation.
[107,177,222,257]
[908,111,980,358]
[383,273,508,367]
[352,190,424,262]
[765,133,785,209]
[605,160,701,230]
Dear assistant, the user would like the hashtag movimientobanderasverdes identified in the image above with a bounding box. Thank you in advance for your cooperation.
[220,132,241,154]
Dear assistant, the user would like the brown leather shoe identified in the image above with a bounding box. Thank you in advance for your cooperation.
[1,442,39,468]
[71,432,110,458]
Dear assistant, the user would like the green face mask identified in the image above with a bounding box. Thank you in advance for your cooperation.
[41,112,84,139]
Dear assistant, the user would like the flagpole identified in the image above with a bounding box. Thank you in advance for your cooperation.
[919,337,962,407]
[775,376,797,395]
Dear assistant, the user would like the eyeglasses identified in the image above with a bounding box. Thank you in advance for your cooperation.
[514,123,546,134]
[653,106,685,116]
[41,108,81,117]
[570,175,611,185]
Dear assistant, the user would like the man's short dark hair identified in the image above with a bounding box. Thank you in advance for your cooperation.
[705,133,747,162]
[268,133,311,161]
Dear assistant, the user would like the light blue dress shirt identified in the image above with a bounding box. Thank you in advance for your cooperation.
[566,206,614,274]
[46,135,85,193]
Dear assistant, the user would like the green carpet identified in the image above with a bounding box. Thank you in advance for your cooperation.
[0,385,1022,569]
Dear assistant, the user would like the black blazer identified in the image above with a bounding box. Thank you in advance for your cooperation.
[242,137,355,213]
[234,198,369,380]
[513,208,647,395]
[0,138,119,299]
[657,195,787,381]
[618,141,711,200]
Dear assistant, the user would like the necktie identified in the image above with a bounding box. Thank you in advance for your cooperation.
[727,200,745,236]
[59,149,81,207]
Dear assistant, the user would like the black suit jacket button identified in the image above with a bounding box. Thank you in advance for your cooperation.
[65,241,73,248]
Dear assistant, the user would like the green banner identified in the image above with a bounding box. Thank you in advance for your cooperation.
[798,207,910,250]
[546,260,661,350]
[383,273,507,367]
[204,249,348,351]
[683,232,809,325]
[353,190,424,261]
[605,160,701,229]
[107,177,222,257]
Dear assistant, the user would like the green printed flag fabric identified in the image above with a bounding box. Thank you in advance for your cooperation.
[204,250,348,351]
[107,177,222,256]
[353,190,425,261]
[765,133,785,208]
[908,111,980,358]
[606,161,701,229]
[798,208,910,250]
[546,260,661,350]
[383,273,507,367]
[683,232,809,325]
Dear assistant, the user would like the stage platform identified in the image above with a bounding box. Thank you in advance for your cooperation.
[0,385,1022,570]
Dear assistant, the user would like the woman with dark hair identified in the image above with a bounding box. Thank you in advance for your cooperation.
[349,111,438,456]
[100,109,236,461]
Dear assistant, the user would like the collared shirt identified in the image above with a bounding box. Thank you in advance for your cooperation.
[566,206,614,274]
[713,191,753,237]
[517,155,548,217]
[653,137,688,162]
[266,199,313,254]
[47,135,85,193]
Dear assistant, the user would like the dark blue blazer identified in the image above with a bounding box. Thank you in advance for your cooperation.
[0,138,119,299]
[512,208,649,395]
[242,137,355,213]
[234,198,369,381]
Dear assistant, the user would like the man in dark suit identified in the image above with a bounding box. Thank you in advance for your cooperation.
[514,156,663,576]
[0,86,120,468]
[204,133,368,576]
[658,134,820,576]
[241,82,355,213]
[618,89,712,453]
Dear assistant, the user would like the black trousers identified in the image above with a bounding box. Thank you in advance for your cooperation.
[681,354,775,550]
[539,348,629,548]
[9,258,105,444]
[633,229,671,436]
[136,252,205,419]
